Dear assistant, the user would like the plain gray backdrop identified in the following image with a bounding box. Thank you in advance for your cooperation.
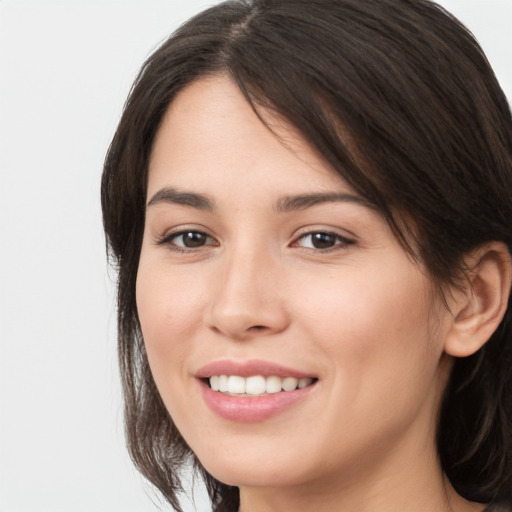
[0,1,510,511]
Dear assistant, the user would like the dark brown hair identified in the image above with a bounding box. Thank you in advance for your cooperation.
[101,0,512,510]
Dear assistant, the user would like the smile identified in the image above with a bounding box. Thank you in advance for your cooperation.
[196,361,318,422]
[209,375,314,396]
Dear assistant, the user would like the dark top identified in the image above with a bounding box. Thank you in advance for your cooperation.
[484,500,512,512]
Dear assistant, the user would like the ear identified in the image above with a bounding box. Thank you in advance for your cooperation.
[444,241,512,358]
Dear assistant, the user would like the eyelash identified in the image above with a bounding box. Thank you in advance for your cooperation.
[292,231,355,252]
[156,229,355,253]
[156,229,218,253]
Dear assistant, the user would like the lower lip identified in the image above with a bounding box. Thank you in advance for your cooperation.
[199,380,315,423]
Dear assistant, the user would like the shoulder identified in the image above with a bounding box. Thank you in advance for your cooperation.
[484,499,512,512]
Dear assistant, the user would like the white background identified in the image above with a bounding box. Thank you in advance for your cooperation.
[0,1,510,511]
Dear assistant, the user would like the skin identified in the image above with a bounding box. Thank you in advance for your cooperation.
[136,76,488,512]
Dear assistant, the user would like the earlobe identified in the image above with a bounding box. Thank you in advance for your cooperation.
[444,242,512,358]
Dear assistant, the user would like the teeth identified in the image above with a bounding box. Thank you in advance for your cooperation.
[218,375,229,392]
[210,375,220,391]
[298,377,311,389]
[208,375,314,395]
[282,377,298,391]
[245,376,266,395]
[265,375,282,394]
[227,375,245,394]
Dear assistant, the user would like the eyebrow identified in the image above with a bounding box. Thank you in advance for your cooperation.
[274,192,372,212]
[146,187,372,213]
[147,187,215,211]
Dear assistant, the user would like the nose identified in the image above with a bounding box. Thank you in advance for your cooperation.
[207,246,290,341]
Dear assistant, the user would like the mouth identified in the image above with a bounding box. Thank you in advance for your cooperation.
[206,375,317,396]
[196,360,318,422]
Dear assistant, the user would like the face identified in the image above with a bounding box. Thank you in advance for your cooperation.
[136,76,454,493]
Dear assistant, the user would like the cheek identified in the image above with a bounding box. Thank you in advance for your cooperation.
[135,255,208,387]
[136,256,204,337]
[299,262,432,337]
[288,264,445,458]
[292,260,441,391]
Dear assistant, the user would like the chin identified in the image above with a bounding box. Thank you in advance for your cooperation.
[188,430,334,491]
[201,457,308,489]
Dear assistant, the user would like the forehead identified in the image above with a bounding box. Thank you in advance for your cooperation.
[147,75,350,198]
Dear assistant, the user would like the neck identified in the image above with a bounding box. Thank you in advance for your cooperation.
[237,357,483,512]
[238,427,484,512]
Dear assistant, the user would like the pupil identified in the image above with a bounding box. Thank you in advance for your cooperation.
[183,232,206,248]
[312,233,335,249]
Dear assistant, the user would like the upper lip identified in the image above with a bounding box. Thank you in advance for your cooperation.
[195,359,316,379]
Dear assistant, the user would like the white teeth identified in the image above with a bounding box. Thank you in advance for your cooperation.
[218,375,229,392]
[265,375,282,394]
[210,375,220,391]
[298,378,311,389]
[282,377,298,391]
[245,376,266,395]
[208,375,314,395]
[227,375,245,394]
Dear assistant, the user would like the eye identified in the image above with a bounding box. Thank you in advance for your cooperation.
[158,230,217,250]
[294,231,354,250]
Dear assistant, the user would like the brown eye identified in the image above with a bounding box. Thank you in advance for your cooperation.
[170,231,213,248]
[296,232,354,250]
[310,233,337,249]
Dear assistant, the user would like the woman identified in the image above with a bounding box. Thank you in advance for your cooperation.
[101,0,512,510]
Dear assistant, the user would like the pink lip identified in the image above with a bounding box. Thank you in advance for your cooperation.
[196,360,317,423]
[195,359,315,379]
